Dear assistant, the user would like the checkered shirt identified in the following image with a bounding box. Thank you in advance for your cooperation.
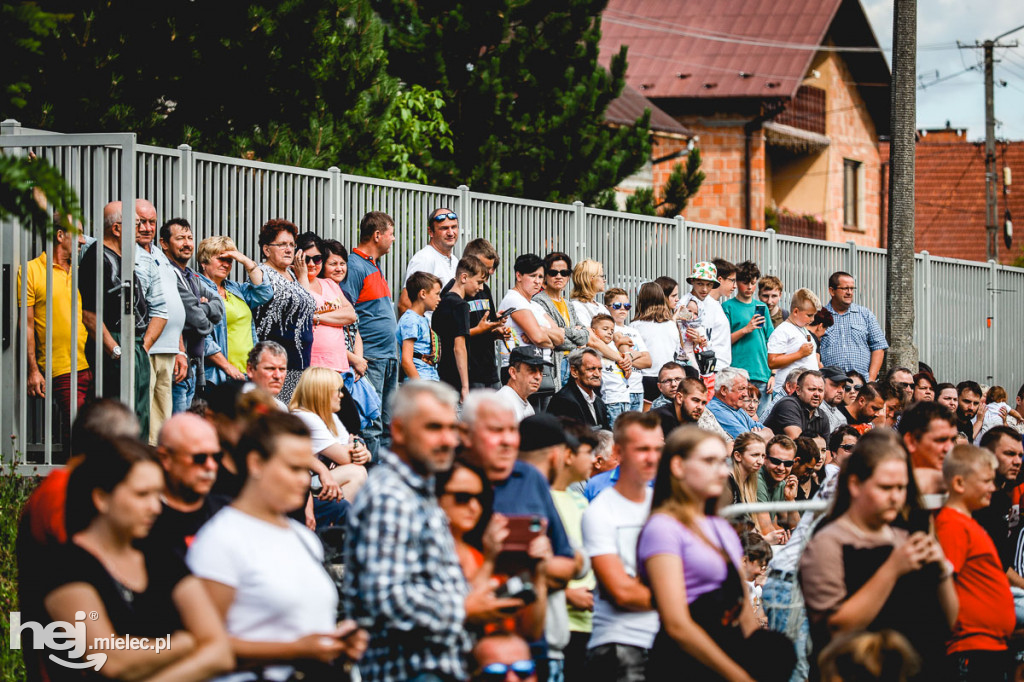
[818,302,888,378]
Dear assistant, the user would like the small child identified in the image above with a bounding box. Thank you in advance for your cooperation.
[433,256,489,400]
[396,271,442,382]
[604,288,650,412]
[934,445,1015,677]
[981,385,1024,435]
[740,531,772,628]
[591,313,631,423]
[766,288,820,398]
[758,275,785,329]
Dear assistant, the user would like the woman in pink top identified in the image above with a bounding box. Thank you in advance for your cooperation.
[297,233,356,372]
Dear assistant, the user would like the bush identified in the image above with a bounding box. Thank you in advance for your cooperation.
[1,465,43,682]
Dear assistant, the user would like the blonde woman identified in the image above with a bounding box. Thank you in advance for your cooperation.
[728,433,786,545]
[289,367,370,501]
[197,235,273,384]
[569,259,607,328]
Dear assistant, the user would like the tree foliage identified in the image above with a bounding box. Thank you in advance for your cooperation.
[373,0,652,203]
[623,148,705,218]
[0,2,68,114]
[0,153,82,239]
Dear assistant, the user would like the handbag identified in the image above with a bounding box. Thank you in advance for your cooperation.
[537,348,557,394]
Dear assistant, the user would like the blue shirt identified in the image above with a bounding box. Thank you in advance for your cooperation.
[818,302,888,378]
[396,310,439,381]
[706,396,765,437]
[583,466,654,502]
[492,461,574,560]
[341,248,397,360]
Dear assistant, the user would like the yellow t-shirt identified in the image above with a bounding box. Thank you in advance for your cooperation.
[20,253,89,376]
[551,297,571,325]
[224,290,254,375]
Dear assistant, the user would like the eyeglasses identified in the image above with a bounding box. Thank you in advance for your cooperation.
[446,491,484,506]
[838,443,856,452]
[190,452,224,466]
[609,302,632,310]
[834,286,856,292]
[268,242,295,250]
[304,254,323,265]
[479,660,536,681]
[767,455,794,468]
[593,274,607,280]
[546,269,571,277]
[431,212,458,222]
[658,377,682,385]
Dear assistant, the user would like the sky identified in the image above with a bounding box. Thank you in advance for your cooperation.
[863,0,1024,141]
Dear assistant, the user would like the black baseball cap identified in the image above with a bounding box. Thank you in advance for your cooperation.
[821,366,852,384]
[509,346,555,368]
[519,413,579,451]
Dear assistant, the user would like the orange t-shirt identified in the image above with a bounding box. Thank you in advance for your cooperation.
[24,467,72,546]
[934,507,1015,653]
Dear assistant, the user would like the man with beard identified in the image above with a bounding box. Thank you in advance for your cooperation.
[344,381,470,682]
[817,366,851,431]
[976,426,1024,589]
[837,382,886,432]
[957,380,984,442]
[144,413,228,559]
[653,376,707,436]
[764,370,829,440]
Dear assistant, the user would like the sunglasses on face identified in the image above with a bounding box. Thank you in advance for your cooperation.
[546,269,571,277]
[304,254,323,265]
[838,443,856,451]
[432,212,458,222]
[609,302,632,310]
[846,384,863,392]
[767,455,794,468]
[191,452,224,466]
[446,491,484,505]
[479,660,536,681]
[894,382,913,390]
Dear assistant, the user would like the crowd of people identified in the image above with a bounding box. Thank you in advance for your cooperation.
[17,204,1024,682]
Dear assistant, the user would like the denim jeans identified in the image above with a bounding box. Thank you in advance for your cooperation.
[762,575,810,682]
[750,379,770,420]
[363,356,398,460]
[606,402,630,425]
[172,363,196,414]
[629,393,643,413]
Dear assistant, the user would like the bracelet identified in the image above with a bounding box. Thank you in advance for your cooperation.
[313,313,320,327]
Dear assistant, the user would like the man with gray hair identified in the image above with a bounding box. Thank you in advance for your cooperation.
[246,340,289,409]
[705,366,773,438]
[547,348,610,429]
[344,380,470,682]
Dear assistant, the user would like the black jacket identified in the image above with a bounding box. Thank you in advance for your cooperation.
[546,381,611,430]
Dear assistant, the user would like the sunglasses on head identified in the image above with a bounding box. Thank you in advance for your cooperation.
[447,491,483,505]
[304,254,323,265]
[609,302,632,310]
[767,455,794,468]
[479,660,536,681]
[191,452,223,466]
[546,269,571,277]
[432,212,458,222]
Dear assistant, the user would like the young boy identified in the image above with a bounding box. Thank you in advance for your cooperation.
[740,531,772,627]
[758,275,785,328]
[723,260,775,418]
[550,422,599,680]
[591,313,631,423]
[766,288,820,399]
[604,288,651,412]
[935,445,1014,681]
[681,261,720,369]
[433,255,489,399]
[396,271,442,382]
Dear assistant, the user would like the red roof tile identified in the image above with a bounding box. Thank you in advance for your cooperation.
[605,85,694,135]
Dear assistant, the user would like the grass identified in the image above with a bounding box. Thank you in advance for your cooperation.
[1,465,43,682]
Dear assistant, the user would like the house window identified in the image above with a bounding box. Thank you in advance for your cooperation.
[843,159,862,228]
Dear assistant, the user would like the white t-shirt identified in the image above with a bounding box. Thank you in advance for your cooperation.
[146,247,186,355]
[496,384,535,421]
[600,356,630,405]
[582,487,659,649]
[766,320,818,390]
[631,321,681,377]
[572,300,604,329]
[293,409,350,453]
[702,295,732,367]
[404,244,459,286]
[615,324,648,394]
[499,289,552,367]
[187,507,338,641]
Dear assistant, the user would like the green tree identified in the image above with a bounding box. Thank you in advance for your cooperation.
[0,153,81,239]
[623,148,704,218]
[0,1,68,114]
[373,0,651,203]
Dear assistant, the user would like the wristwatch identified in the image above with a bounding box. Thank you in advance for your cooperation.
[111,345,122,359]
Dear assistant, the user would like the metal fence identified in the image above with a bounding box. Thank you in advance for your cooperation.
[3,120,1024,469]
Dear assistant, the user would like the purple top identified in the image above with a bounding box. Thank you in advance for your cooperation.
[637,513,743,603]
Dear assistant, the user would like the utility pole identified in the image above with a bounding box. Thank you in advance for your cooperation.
[885,0,918,373]
[959,26,1023,261]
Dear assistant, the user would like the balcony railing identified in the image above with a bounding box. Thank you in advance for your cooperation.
[774,86,826,135]
[776,211,826,240]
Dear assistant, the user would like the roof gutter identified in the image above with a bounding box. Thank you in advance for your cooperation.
[744,103,785,231]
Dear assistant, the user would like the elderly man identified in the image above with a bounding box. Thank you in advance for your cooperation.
[398,207,461,317]
[764,370,830,440]
[341,211,398,459]
[547,348,611,430]
[144,413,228,559]
[246,341,289,409]
[898,401,958,495]
[78,201,158,434]
[818,271,888,381]
[344,381,469,682]
[817,366,851,432]
[496,346,552,420]
[706,366,773,439]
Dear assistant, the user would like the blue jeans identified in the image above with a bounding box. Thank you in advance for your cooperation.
[750,379,770,420]
[762,575,810,682]
[363,356,398,461]
[606,402,630,425]
[629,393,644,412]
[172,363,195,414]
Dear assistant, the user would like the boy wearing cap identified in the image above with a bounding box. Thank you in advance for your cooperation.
[497,346,554,420]
[683,261,732,371]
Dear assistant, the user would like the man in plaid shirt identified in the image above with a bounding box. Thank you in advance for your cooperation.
[344,381,470,682]
[818,271,888,381]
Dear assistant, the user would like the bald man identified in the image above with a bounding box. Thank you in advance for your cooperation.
[142,413,229,558]
[472,634,538,682]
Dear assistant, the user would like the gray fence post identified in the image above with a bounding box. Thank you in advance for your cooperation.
[765,228,778,276]
[675,215,687,280]
[846,240,859,283]
[458,185,472,249]
[177,144,193,224]
[328,166,341,241]
[989,259,999,383]
[1,119,22,135]
[919,251,932,365]
[573,201,586,266]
